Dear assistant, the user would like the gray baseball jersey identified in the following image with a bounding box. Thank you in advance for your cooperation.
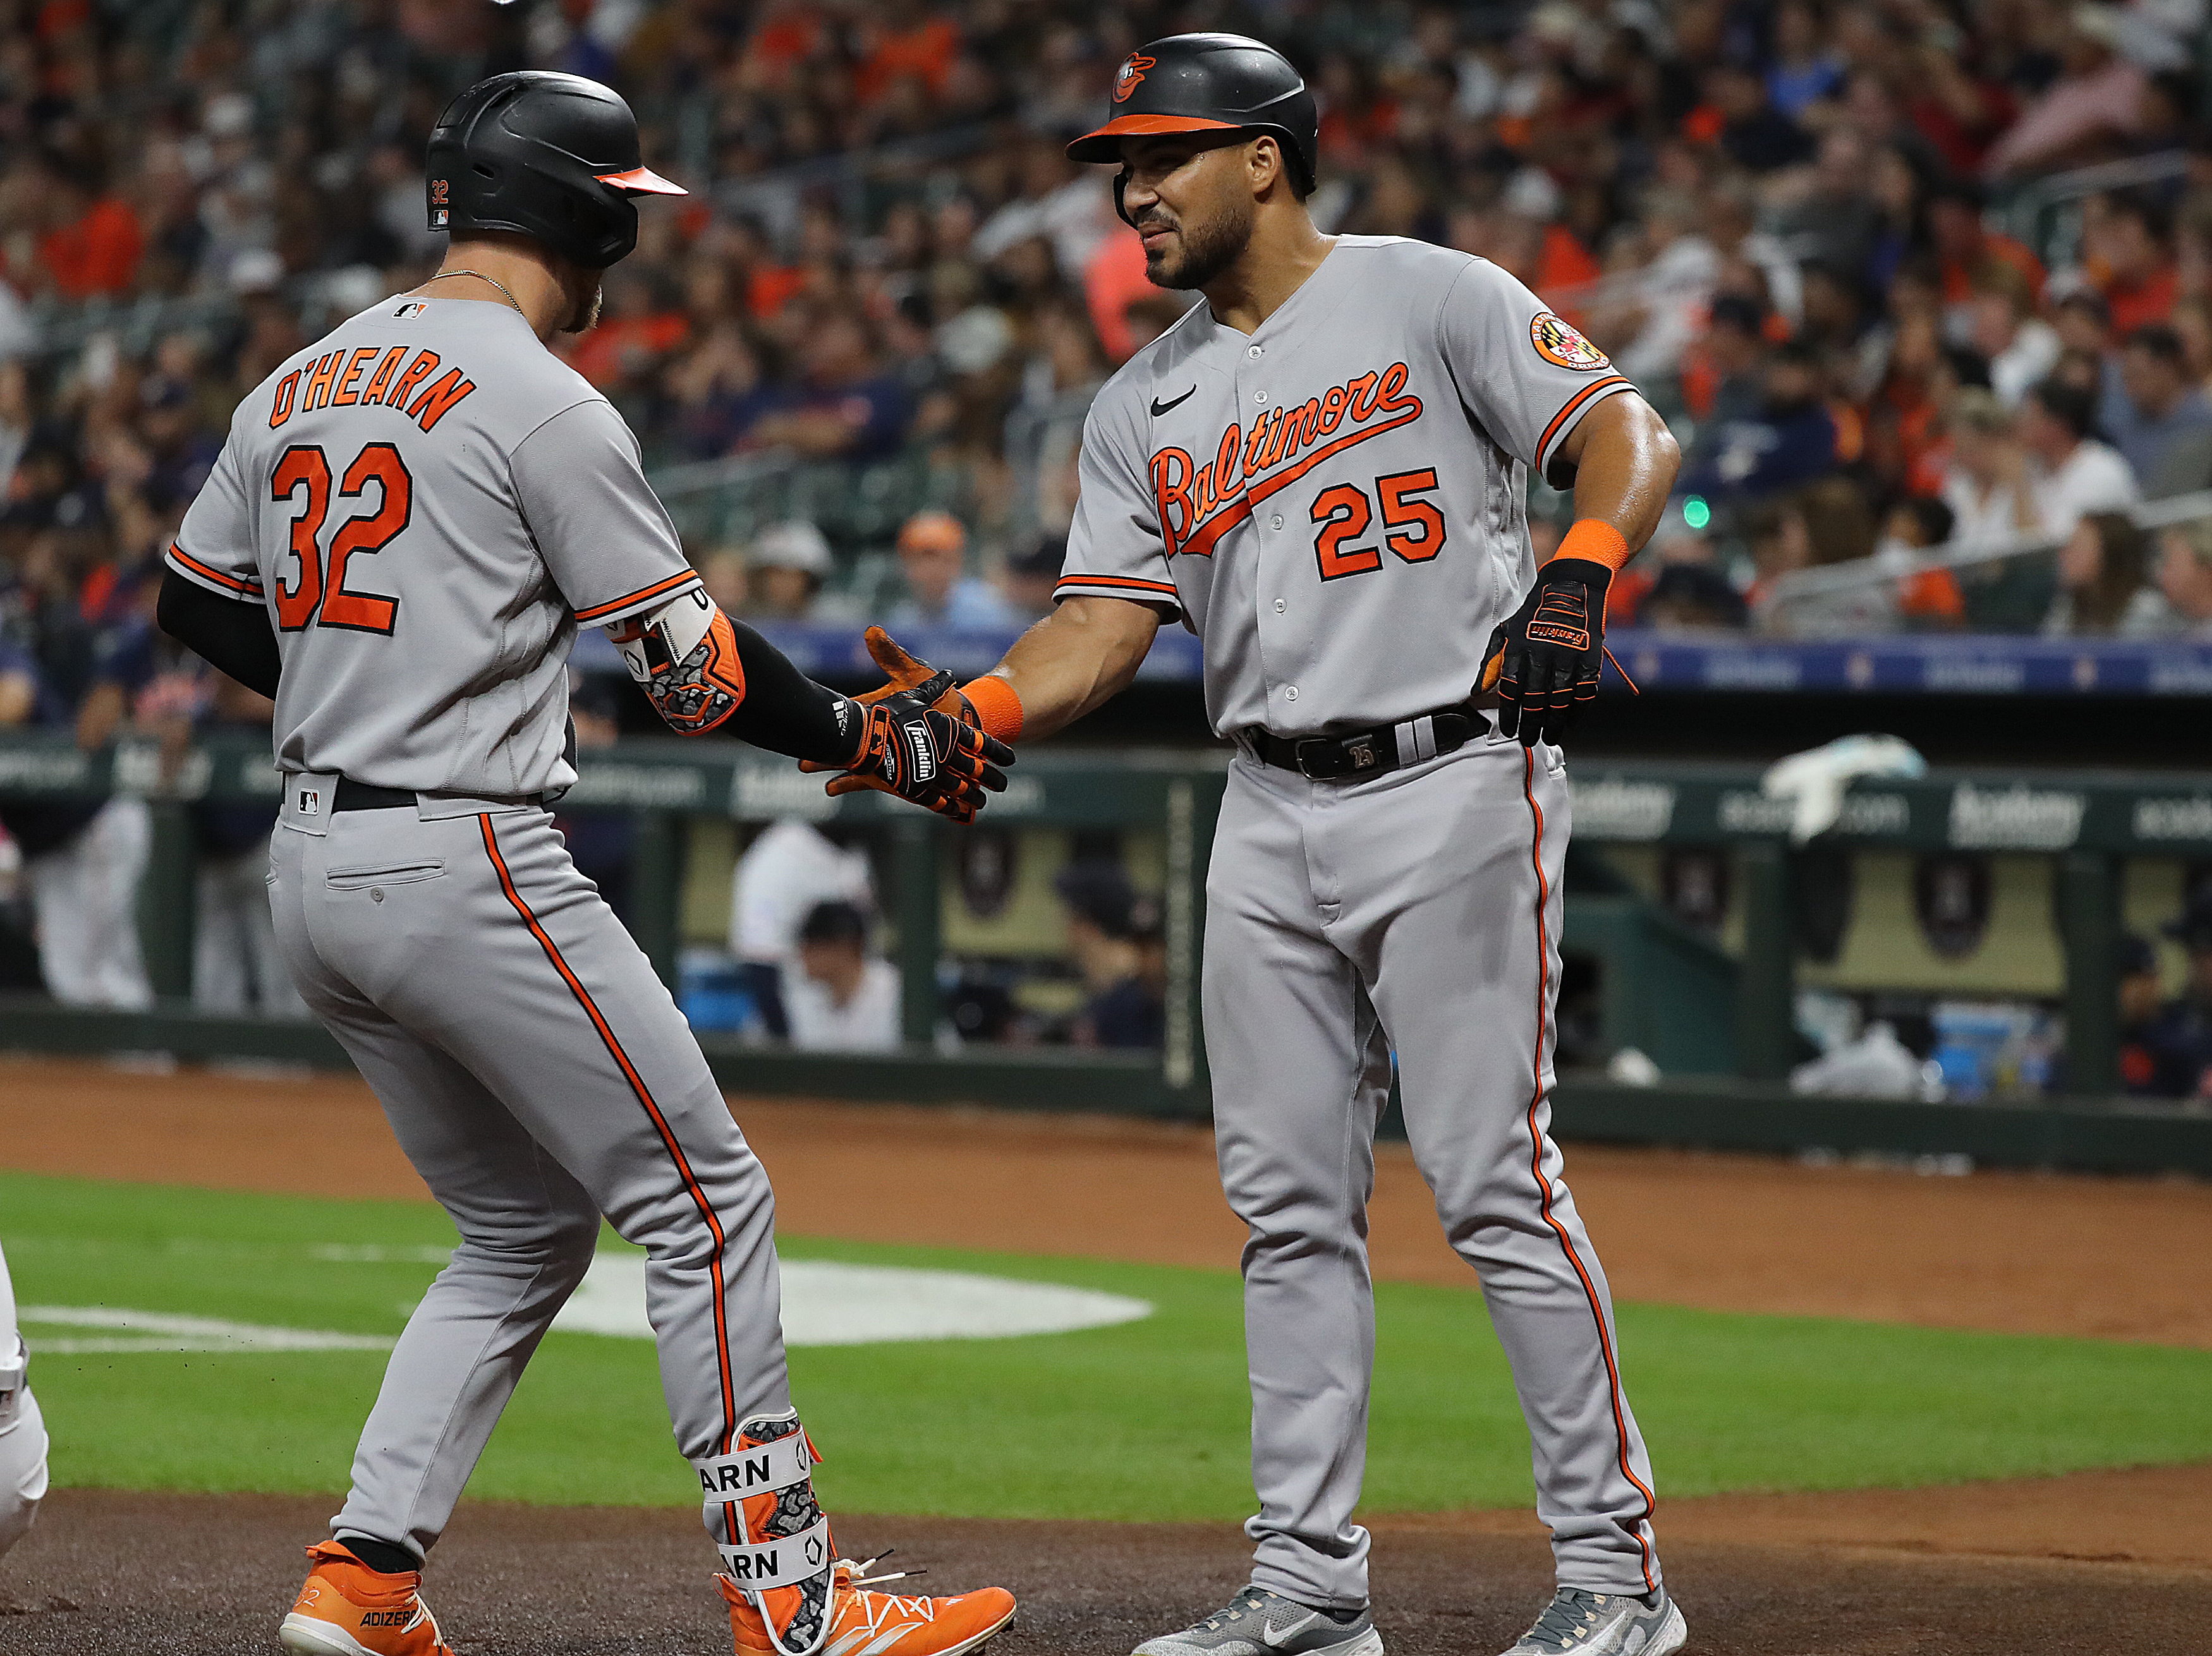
[167,294,700,797]
[172,292,839,1619]
[1059,234,1632,737]
[1062,237,1663,1611]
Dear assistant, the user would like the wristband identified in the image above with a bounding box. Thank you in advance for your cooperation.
[1553,518,1631,571]
[959,674,1024,744]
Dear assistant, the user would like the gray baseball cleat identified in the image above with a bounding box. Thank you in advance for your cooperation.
[1497,1586,1686,1655]
[1133,1586,1383,1656]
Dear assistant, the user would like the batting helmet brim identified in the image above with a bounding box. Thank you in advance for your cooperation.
[1066,114,1243,163]
[594,165,689,196]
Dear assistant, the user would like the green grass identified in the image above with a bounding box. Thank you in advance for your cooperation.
[6,1169,2211,1520]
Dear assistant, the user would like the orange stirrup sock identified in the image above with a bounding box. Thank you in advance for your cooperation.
[1553,518,1631,571]
[958,674,1024,744]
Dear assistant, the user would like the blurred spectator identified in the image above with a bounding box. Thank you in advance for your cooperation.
[1677,341,1837,510]
[167,672,301,1017]
[1942,389,2033,545]
[1763,0,1843,121]
[2108,323,2212,485]
[2118,933,2168,1096]
[1755,477,1888,636]
[1878,495,1967,629]
[0,504,158,1009]
[742,310,908,462]
[1000,533,1064,620]
[2156,517,2212,636]
[887,509,1014,630]
[2081,190,2180,335]
[1640,562,1749,631]
[2021,375,2139,534]
[729,819,874,1042]
[551,678,637,924]
[1699,62,1816,175]
[33,154,143,301]
[698,545,749,617]
[786,900,901,1053]
[1969,266,2062,407]
[744,521,833,623]
[2142,890,2212,1100]
[1929,179,2045,324]
[1982,7,2149,180]
[2042,510,2166,636]
[1052,862,1164,1051]
[1603,190,1722,386]
[1676,294,1770,426]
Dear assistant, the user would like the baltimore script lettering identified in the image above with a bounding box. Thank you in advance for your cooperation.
[1148,361,1424,559]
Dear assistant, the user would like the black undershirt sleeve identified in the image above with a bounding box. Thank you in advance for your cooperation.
[717,617,861,765]
[157,569,281,699]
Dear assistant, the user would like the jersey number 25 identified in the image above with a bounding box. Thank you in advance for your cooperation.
[270,442,410,635]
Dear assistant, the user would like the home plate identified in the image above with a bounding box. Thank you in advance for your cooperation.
[550,1254,1152,1346]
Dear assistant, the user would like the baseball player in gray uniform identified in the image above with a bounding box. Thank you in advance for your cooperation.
[0,1238,49,1567]
[834,35,1686,1656]
[157,72,1015,1656]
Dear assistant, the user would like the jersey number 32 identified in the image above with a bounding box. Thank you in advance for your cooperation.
[270,442,410,635]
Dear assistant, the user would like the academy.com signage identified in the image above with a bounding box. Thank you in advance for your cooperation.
[1947,782,2085,850]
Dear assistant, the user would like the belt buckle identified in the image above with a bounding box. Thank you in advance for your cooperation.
[1292,738,1335,779]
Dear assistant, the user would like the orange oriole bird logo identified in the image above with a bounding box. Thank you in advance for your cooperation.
[1114,54,1156,103]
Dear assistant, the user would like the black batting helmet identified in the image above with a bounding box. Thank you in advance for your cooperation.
[1066,33,1318,201]
[426,71,686,269]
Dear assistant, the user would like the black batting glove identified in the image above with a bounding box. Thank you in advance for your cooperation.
[1483,557,1613,749]
[840,670,1016,825]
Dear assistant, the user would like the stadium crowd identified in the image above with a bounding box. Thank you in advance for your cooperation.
[4,0,2212,1041]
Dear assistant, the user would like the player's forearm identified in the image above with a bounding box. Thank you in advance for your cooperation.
[718,621,863,762]
[609,592,860,764]
[1554,394,1680,561]
[980,597,1159,742]
[157,570,281,699]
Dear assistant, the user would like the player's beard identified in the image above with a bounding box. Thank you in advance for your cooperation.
[562,274,604,334]
[1142,198,1255,291]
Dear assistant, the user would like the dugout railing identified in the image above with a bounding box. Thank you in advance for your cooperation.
[4,730,2212,1175]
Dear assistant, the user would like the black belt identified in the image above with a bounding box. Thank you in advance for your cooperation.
[1242,701,1484,780]
[332,778,545,812]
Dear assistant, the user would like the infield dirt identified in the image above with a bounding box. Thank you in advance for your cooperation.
[3,1054,2210,1653]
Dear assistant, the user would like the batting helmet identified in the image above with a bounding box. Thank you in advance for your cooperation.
[426,71,686,270]
[1066,33,1318,200]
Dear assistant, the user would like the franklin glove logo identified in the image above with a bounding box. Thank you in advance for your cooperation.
[1526,589,1591,652]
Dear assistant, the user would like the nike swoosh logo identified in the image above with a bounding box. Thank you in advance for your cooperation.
[1150,386,1196,417]
[1260,1612,1319,1647]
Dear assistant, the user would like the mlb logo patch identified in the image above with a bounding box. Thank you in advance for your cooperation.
[297,787,321,816]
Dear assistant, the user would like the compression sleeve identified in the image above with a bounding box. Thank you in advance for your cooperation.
[607,590,859,764]
[157,569,281,699]
[721,622,863,762]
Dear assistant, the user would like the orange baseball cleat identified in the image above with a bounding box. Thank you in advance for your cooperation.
[280,1540,456,1656]
[720,1556,1016,1656]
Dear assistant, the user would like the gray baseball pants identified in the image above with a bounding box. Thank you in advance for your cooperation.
[1203,734,1661,1609]
[268,780,789,1561]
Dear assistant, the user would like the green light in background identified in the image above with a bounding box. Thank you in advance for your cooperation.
[1682,496,1711,529]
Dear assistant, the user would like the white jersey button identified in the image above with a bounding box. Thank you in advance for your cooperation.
[1273,599,1285,613]
[1247,344,1263,358]
[1253,390,1269,406]
[1270,514,1284,529]
[1284,686,1298,701]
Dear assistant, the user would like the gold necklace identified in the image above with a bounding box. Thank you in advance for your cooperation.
[422,269,526,315]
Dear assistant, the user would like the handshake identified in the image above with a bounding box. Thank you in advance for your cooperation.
[803,626,1016,825]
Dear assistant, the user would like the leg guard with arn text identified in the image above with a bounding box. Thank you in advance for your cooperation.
[698,1410,836,1656]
